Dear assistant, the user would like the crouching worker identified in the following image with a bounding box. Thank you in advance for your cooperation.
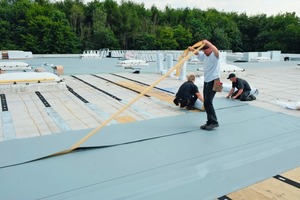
[173,74,204,110]
[226,73,256,101]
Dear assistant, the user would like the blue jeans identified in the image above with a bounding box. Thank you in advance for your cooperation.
[203,81,218,125]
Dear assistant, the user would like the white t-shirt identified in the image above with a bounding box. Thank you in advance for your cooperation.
[197,52,220,82]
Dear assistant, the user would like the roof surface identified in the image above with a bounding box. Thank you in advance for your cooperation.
[1,99,300,200]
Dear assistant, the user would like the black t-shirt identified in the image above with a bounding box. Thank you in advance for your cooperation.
[176,81,199,99]
[232,78,251,91]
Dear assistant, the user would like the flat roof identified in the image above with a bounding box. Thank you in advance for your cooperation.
[1,59,300,199]
[1,99,300,199]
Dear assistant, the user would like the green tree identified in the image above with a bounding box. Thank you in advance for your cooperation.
[118,1,141,49]
[92,7,119,49]
[1,0,299,53]
[24,13,79,53]
[155,26,178,50]
[201,9,242,51]
[69,4,85,36]
[135,34,156,50]
[173,24,192,50]
[257,13,300,53]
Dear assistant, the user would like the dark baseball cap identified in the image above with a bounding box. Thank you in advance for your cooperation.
[227,73,236,79]
[202,45,210,50]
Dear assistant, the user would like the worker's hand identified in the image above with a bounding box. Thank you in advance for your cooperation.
[188,46,195,51]
[201,39,208,45]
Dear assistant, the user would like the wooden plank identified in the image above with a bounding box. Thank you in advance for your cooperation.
[115,116,136,123]
[226,187,272,200]
[227,176,300,200]
[281,167,300,183]
[0,78,55,84]
[117,81,175,103]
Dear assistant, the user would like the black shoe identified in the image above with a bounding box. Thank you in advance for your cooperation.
[205,123,219,131]
[173,98,179,106]
[250,95,256,100]
[200,124,208,130]
[186,106,195,110]
[180,100,188,108]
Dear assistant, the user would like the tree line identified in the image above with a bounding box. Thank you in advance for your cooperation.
[0,0,299,54]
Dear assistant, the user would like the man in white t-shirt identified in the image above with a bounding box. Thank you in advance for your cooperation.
[188,40,220,130]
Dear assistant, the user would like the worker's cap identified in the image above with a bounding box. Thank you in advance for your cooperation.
[201,45,210,50]
[227,73,236,79]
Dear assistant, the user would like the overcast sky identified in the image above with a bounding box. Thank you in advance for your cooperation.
[114,0,300,17]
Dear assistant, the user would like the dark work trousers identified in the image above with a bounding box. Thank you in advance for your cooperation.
[187,95,198,107]
[232,90,252,101]
[203,80,218,125]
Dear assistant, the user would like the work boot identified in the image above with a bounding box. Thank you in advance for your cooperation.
[180,100,188,108]
[250,95,256,100]
[205,123,219,130]
[186,106,195,110]
[173,98,179,106]
[200,124,208,130]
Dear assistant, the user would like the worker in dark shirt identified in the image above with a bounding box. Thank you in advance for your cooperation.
[226,73,256,101]
[173,74,204,110]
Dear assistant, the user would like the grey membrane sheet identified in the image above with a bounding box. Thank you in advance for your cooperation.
[1,99,300,199]
[0,97,244,168]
